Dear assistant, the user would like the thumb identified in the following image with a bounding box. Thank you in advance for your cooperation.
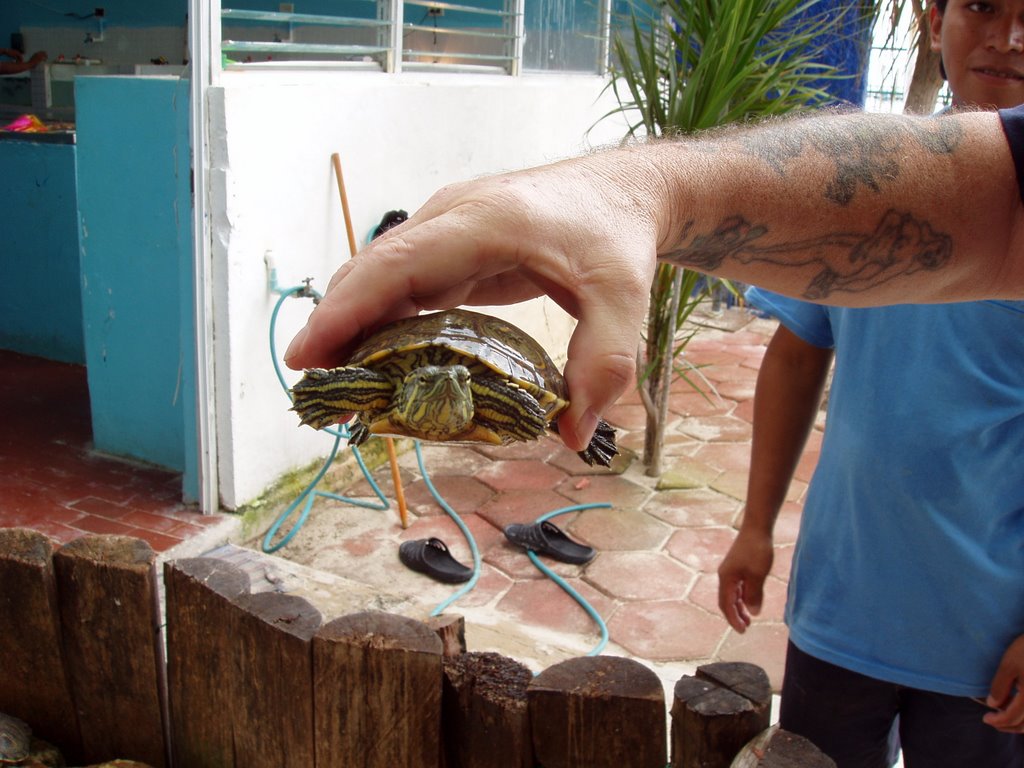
[743,576,765,614]
[558,308,642,452]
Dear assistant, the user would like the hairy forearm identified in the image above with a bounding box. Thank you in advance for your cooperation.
[620,110,1021,303]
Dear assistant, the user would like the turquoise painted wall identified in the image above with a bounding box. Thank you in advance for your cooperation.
[75,76,197,499]
[0,139,85,364]
[1,1,186,33]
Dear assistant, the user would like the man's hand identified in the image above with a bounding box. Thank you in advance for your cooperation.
[983,635,1024,733]
[284,153,665,452]
[717,526,774,633]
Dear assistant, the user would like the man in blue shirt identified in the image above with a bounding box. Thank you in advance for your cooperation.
[718,1,1024,765]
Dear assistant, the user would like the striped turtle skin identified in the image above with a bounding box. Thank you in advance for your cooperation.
[291,309,617,467]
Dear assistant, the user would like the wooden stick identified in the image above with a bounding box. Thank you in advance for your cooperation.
[331,152,359,258]
[385,435,410,528]
[331,152,409,529]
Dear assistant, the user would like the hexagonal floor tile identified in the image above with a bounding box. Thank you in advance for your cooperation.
[478,489,580,530]
[495,576,617,638]
[644,488,741,528]
[676,414,752,443]
[475,459,569,492]
[717,623,790,692]
[608,600,730,661]
[584,551,695,601]
[556,473,651,510]
[665,527,737,573]
[403,474,498,517]
[567,506,671,552]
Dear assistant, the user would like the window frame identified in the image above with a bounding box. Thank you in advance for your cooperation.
[219,0,611,75]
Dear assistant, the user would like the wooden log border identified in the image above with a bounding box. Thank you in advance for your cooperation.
[0,529,834,767]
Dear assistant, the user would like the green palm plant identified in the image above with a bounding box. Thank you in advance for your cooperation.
[604,0,874,474]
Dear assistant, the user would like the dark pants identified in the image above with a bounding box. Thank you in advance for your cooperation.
[780,641,1024,768]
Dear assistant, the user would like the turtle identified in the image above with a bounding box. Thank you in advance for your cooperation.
[0,712,30,765]
[290,309,617,466]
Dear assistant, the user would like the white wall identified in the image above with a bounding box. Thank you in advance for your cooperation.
[209,69,631,509]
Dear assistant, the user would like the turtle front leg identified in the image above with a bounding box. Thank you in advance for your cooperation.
[470,377,548,442]
[291,367,393,430]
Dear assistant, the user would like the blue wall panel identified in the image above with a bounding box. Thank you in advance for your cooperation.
[75,76,194,482]
[0,139,84,363]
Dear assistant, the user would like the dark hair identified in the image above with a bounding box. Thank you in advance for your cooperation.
[935,0,947,11]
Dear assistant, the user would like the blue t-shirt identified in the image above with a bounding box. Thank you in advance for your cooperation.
[747,288,1024,697]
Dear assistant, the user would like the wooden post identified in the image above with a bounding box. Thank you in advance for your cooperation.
[732,725,836,767]
[164,557,251,768]
[230,591,322,768]
[313,610,444,767]
[670,661,772,768]
[0,528,82,761]
[442,651,533,768]
[528,655,667,768]
[52,534,168,768]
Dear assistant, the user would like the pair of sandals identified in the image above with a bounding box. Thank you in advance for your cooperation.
[399,520,595,584]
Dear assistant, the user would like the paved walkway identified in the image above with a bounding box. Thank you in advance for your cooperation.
[262,309,822,689]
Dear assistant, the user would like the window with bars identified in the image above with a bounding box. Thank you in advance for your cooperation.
[221,0,611,74]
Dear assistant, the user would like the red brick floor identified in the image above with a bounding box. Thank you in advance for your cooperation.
[276,310,822,688]
[0,350,225,553]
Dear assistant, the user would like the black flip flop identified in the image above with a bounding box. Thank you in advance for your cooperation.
[398,537,473,583]
[503,520,595,564]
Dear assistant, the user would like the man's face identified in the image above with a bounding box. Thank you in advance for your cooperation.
[931,0,1024,109]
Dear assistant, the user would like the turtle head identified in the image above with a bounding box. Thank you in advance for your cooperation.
[393,365,474,439]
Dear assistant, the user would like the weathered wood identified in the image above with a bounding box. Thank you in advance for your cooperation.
[164,557,250,768]
[230,591,322,768]
[442,651,533,768]
[0,528,82,761]
[52,535,167,768]
[313,610,444,768]
[528,655,666,768]
[697,662,771,709]
[426,614,467,657]
[671,662,772,768]
[731,725,836,768]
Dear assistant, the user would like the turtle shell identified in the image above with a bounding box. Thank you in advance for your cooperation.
[347,309,568,415]
[0,712,30,765]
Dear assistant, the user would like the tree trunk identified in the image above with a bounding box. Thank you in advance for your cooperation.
[903,0,945,114]
[643,267,683,476]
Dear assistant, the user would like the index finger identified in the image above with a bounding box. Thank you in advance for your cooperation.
[284,217,514,369]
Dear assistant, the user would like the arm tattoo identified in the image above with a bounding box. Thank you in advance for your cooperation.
[665,210,952,300]
[712,115,963,205]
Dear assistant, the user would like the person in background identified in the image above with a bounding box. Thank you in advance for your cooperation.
[0,48,47,76]
[717,1,1024,765]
